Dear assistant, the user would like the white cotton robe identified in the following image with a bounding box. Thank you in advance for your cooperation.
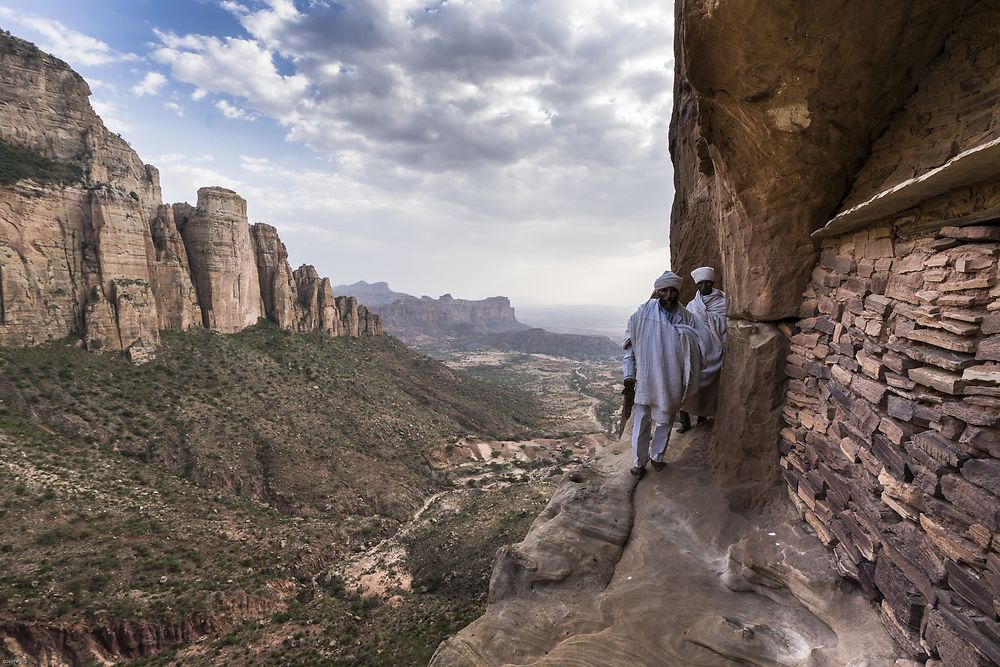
[623,300,702,424]
[685,289,727,416]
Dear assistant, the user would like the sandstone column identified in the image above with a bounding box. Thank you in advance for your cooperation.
[177,187,263,332]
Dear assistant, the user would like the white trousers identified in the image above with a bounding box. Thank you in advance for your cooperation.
[631,403,674,468]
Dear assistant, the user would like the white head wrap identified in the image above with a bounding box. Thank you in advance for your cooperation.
[653,271,682,291]
[691,266,716,284]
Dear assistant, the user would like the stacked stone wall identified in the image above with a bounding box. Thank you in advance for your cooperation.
[780,215,1000,662]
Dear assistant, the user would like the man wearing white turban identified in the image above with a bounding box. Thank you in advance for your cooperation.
[622,270,702,478]
[678,266,727,431]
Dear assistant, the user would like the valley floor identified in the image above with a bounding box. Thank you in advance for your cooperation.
[0,328,618,666]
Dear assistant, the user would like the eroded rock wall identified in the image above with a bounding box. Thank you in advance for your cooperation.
[0,34,163,352]
[670,0,968,320]
[252,223,299,329]
[841,2,1000,211]
[176,187,263,333]
[776,4,1000,661]
[0,33,382,352]
[669,0,977,505]
[148,205,202,331]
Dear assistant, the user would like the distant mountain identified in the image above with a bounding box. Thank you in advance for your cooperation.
[334,280,415,307]
[335,282,620,360]
[335,281,528,338]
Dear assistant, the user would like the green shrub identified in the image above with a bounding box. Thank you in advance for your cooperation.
[0,140,83,185]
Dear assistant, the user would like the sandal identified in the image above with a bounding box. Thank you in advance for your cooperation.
[651,461,666,471]
[629,466,645,479]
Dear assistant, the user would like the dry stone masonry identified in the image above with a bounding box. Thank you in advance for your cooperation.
[781,220,1000,664]
[0,33,381,359]
[775,3,1000,661]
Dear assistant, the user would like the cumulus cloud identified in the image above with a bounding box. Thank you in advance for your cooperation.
[91,99,132,134]
[215,99,257,121]
[132,72,168,96]
[148,0,676,304]
[152,1,672,173]
[152,30,308,118]
[0,6,140,67]
[163,101,184,116]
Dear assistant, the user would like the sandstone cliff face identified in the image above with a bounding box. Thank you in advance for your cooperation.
[670,1,1000,663]
[0,34,162,352]
[252,222,299,330]
[669,0,975,505]
[176,187,263,332]
[0,33,381,353]
[149,205,202,331]
[669,0,967,320]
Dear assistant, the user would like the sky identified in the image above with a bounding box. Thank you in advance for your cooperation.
[1,0,676,306]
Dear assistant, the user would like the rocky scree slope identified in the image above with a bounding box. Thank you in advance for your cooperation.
[0,33,379,361]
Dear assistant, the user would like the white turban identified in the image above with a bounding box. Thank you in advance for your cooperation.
[653,271,682,291]
[691,266,716,283]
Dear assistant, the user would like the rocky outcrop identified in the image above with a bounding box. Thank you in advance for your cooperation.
[293,264,341,335]
[175,187,263,332]
[332,294,381,337]
[0,33,381,353]
[149,205,201,331]
[0,33,162,352]
[252,222,298,329]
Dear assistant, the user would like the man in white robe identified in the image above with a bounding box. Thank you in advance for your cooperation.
[622,270,702,478]
[678,266,727,431]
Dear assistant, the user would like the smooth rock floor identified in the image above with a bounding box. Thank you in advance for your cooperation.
[432,425,898,666]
